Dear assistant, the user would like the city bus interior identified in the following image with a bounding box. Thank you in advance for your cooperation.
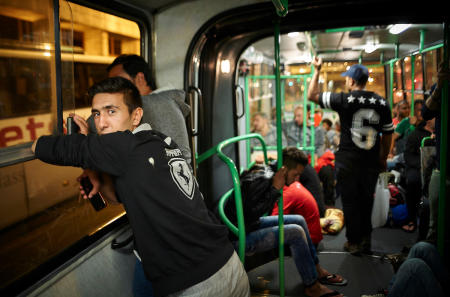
[0,0,448,296]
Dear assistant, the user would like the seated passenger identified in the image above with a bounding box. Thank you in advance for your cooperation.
[321,118,336,151]
[233,149,347,297]
[255,151,326,217]
[250,111,287,148]
[361,241,449,297]
[271,148,323,246]
[284,105,325,158]
[306,105,326,158]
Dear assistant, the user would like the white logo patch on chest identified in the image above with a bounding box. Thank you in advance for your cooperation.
[168,158,194,200]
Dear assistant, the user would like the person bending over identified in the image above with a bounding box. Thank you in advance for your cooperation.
[271,147,323,247]
[32,77,249,297]
[235,150,347,297]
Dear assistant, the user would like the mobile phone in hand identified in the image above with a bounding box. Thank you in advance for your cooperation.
[67,116,80,135]
[80,177,107,211]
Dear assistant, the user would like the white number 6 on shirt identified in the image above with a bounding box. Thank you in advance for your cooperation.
[351,108,380,150]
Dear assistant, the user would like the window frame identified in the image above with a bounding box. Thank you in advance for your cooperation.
[0,0,151,168]
[0,1,149,294]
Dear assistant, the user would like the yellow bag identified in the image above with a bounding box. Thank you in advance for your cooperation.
[320,208,344,234]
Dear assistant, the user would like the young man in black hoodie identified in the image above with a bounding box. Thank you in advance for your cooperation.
[31,77,249,297]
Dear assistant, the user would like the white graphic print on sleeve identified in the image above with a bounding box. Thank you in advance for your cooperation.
[169,158,195,200]
[351,108,380,150]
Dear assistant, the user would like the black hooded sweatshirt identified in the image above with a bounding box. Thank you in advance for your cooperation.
[35,124,233,296]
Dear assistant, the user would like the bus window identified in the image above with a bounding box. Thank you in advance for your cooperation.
[0,0,141,290]
[392,60,404,104]
[366,65,386,97]
[404,55,425,102]
[424,49,441,91]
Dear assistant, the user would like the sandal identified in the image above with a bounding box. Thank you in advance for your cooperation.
[319,274,348,286]
[401,222,415,233]
[320,290,343,297]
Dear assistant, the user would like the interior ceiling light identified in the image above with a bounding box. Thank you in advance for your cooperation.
[364,44,379,53]
[288,32,300,38]
[221,59,231,74]
[389,24,411,34]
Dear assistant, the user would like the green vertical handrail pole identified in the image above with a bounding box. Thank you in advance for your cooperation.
[303,77,309,152]
[310,102,316,167]
[438,22,449,257]
[420,29,426,53]
[274,18,285,297]
[410,55,415,114]
[272,0,288,17]
[389,61,394,113]
[281,79,286,116]
[245,75,251,168]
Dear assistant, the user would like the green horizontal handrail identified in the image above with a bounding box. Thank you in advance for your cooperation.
[199,133,268,263]
[253,145,315,152]
[421,136,432,148]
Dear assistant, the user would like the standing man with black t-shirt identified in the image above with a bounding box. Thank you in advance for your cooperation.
[308,57,393,254]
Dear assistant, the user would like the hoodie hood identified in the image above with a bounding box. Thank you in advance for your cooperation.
[149,89,190,118]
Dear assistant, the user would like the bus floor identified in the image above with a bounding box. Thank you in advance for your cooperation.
[248,196,419,297]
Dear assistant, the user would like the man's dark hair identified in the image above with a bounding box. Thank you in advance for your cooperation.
[355,76,368,86]
[107,54,156,90]
[252,112,269,119]
[414,99,424,107]
[282,147,308,169]
[88,77,142,114]
[322,118,333,127]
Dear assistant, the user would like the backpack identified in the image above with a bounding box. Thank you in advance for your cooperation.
[224,164,281,233]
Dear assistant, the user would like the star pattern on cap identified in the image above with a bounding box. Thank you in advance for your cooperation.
[380,99,386,106]
[358,96,366,103]
[369,97,377,104]
[347,95,355,103]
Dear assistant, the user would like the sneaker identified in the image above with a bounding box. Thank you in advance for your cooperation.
[344,241,361,255]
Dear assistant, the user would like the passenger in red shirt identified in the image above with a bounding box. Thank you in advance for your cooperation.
[272,181,323,246]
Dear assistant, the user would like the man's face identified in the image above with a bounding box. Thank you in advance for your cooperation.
[294,108,304,126]
[398,103,410,118]
[345,76,353,92]
[285,164,304,186]
[91,93,138,135]
[414,102,423,122]
[252,115,265,132]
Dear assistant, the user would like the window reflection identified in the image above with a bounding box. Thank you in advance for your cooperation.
[0,0,141,291]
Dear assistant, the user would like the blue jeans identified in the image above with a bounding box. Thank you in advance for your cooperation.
[388,242,449,297]
[133,258,154,297]
[239,215,318,286]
